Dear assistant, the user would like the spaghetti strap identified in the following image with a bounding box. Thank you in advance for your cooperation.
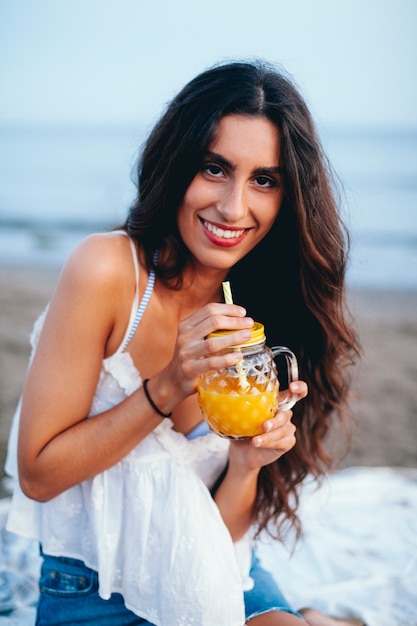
[128,236,140,292]
[120,247,157,352]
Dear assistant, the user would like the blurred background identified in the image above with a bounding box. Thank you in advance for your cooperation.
[0,0,416,289]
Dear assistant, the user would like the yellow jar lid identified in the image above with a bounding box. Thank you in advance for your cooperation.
[207,322,265,347]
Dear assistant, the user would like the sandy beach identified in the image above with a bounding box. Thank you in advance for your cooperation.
[1,261,416,494]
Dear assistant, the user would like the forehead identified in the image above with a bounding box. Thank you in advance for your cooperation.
[209,114,281,164]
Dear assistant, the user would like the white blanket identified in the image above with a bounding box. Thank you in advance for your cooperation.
[257,466,417,626]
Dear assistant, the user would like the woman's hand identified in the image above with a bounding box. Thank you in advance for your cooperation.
[154,302,254,407]
[229,380,308,472]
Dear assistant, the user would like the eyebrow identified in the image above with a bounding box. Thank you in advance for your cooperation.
[205,151,285,176]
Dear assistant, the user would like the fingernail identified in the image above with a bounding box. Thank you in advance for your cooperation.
[254,436,263,447]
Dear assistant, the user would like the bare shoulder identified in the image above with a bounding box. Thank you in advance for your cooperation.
[44,231,137,355]
[61,231,135,292]
[66,230,132,273]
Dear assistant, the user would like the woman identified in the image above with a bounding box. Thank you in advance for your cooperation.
[6,60,361,625]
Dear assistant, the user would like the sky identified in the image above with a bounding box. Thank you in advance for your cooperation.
[0,0,416,130]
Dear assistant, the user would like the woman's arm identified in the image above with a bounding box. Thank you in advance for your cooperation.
[212,460,260,541]
[17,234,166,501]
[213,381,307,541]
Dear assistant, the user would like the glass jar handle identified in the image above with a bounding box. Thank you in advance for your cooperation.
[271,346,299,411]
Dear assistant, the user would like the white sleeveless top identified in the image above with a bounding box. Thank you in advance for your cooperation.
[5,236,247,626]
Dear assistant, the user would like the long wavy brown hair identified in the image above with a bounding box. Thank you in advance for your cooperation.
[124,59,361,540]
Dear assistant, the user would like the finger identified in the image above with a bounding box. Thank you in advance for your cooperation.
[189,305,253,336]
[288,380,308,399]
[187,344,245,377]
[184,302,250,332]
[262,410,293,434]
[251,411,295,446]
[203,327,253,354]
[181,329,251,362]
[177,310,250,354]
[252,422,296,450]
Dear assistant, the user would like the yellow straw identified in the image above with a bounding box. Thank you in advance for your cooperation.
[222,281,233,304]
[222,281,249,389]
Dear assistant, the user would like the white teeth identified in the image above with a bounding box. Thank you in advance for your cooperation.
[204,220,245,239]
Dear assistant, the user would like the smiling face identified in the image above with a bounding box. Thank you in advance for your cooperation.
[177,114,285,273]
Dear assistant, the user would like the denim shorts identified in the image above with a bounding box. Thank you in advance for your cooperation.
[36,548,301,624]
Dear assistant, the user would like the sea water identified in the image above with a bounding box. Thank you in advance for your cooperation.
[0,124,416,289]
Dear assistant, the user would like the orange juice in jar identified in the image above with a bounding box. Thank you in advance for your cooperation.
[197,323,299,439]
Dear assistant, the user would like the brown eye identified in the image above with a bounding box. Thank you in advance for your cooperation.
[203,163,223,177]
[255,175,276,188]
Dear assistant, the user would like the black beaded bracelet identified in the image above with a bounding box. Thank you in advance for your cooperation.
[142,378,172,418]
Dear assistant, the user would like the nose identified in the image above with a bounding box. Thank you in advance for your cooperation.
[217,181,248,222]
